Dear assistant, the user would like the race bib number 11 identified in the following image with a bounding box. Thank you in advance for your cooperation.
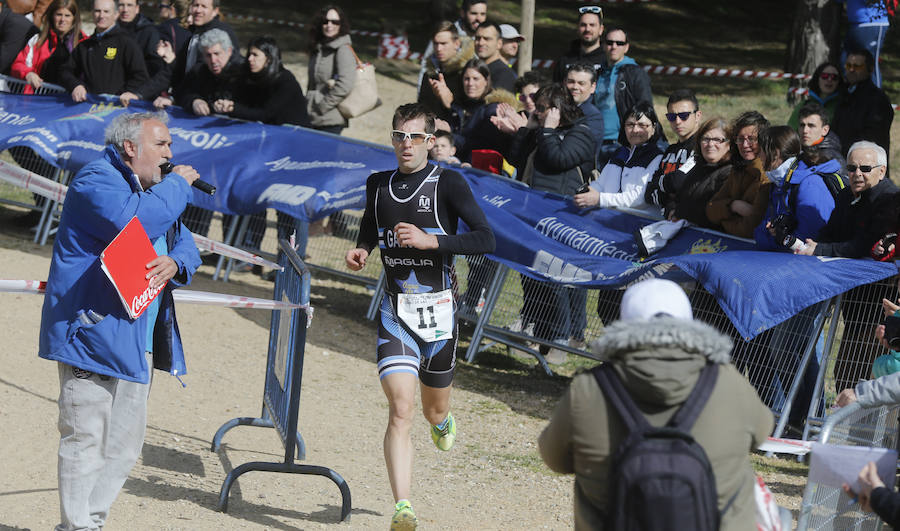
[396,289,454,343]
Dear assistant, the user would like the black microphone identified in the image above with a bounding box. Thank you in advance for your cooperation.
[159,162,217,196]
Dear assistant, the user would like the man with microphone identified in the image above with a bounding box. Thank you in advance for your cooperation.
[39,111,201,530]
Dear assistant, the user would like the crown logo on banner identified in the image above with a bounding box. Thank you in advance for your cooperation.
[690,238,727,254]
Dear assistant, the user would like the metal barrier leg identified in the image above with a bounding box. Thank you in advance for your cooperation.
[214,214,241,281]
[210,416,275,452]
[366,271,386,321]
[803,295,844,442]
[464,264,508,364]
[217,461,351,521]
[770,300,831,440]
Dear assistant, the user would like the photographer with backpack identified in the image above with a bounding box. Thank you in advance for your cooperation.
[538,279,773,530]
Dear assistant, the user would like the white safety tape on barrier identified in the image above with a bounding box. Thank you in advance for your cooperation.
[0,161,283,268]
[0,279,307,312]
[0,160,67,203]
[190,233,282,270]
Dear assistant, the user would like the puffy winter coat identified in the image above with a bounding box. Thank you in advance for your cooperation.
[539,318,773,531]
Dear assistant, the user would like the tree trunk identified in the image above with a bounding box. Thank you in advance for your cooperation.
[785,0,842,101]
[518,0,535,77]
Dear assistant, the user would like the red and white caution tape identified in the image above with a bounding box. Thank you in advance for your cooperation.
[0,279,305,311]
[642,65,811,80]
[757,436,813,456]
[141,1,389,37]
[0,279,47,293]
[0,160,67,203]
[172,289,307,310]
[0,161,282,268]
[190,234,281,270]
[379,35,420,62]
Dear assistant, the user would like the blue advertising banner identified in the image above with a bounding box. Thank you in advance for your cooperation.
[0,92,895,339]
[0,93,388,216]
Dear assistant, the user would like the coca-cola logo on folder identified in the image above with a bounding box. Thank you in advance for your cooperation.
[100,217,167,320]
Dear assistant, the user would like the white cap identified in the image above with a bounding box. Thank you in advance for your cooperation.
[619,279,693,322]
[499,24,525,42]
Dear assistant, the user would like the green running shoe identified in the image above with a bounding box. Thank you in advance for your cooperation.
[390,500,417,530]
[431,412,456,451]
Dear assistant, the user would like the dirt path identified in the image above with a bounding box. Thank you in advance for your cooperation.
[0,210,574,530]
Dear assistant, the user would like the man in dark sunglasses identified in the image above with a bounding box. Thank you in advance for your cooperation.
[831,49,893,169]
[645,89,702,209]
[591,26,653,166]
[794,141,896,258]
[551,4,605,83]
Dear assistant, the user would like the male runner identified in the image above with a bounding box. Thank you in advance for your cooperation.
[345,103,495,530]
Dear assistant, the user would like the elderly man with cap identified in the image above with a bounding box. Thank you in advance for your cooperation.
[539,278,773,530]
[498,23,523,67]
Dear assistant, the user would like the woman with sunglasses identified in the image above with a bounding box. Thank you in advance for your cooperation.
[573,101,662,215]
[307,4,355,134]
[705,111,771,238]
[508,84,595,363]
[788,62,843,129]
[10,0,87,94]
[441,58,518,162]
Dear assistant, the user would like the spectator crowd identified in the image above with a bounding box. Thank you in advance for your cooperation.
[0,0,897,372]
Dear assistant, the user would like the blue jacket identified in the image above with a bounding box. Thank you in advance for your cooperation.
[579,100,605,149]
[754,158,840,251]
[39,146,201,383]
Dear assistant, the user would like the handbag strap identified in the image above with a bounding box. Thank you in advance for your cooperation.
[347,45,364,68]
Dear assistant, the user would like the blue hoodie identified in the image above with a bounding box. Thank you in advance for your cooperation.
[39,146,201,383]
[593,56,638,141]
[754,157,841,251]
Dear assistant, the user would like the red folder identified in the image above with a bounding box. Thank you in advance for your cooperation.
[100,216,166,319]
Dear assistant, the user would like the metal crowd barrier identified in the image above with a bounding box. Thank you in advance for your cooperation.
[361,251,894,438]
[796,402,900,530]
[210,238,351,520]
[0,75,69,243]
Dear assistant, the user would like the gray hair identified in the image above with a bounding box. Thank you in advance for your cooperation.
[198,28,232,51]
[848,141,888,167]
[105,111,169,157]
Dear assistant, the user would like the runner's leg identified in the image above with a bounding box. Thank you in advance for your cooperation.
[420,382,452,426]
[381,372,418,502]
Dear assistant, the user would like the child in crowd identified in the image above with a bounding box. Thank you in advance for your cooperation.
[429,130,463,165]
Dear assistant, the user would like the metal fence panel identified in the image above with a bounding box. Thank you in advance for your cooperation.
[464,260,846,436]
[796,402,900,530]
[0,73,66,95]
[210,239,351,519]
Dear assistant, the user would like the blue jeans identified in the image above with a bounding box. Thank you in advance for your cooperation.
[842,24,889,87]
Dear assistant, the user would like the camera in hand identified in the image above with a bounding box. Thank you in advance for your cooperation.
[575,183,591,195]
[771,213,806,252]
[884,313,900,350]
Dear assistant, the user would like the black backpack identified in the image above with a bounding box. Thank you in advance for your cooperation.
[593,363,727,531]
[785,159,849,210]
